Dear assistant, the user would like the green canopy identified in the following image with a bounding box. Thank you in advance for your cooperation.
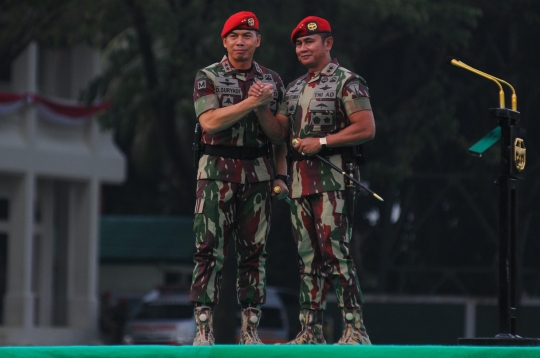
[100,216,195,263]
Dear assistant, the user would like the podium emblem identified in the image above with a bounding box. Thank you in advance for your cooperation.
[514,138,526,171]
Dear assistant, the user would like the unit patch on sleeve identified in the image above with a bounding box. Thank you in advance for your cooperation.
[345,79,370,98]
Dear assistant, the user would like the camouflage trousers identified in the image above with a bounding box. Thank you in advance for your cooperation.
[291,190,363,310]
[190,179,272,306]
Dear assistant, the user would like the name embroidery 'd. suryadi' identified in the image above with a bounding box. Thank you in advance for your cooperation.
[214,76,241,107]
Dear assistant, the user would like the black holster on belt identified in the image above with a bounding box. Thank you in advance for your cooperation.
[285,137,293,173]
[341,147,358,224]
[192,122,203,167]
[355,144,366,166]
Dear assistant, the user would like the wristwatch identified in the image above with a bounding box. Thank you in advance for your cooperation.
[275,174,290,184]
[319,137,327,149]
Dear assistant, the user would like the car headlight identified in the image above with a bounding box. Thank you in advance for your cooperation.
[123,334,134,345]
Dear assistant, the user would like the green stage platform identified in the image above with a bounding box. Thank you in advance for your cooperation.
[1,345,540,358]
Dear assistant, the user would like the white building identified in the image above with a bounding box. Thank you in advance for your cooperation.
[0,43,125,345]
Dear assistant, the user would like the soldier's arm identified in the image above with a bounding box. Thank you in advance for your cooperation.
[294,76,375,154]
[325,110,375,146]
[255,108,289,145]
[294,110,375,154]
[194,70,271,134]
[199,93,272,135]
[326,75,375,146]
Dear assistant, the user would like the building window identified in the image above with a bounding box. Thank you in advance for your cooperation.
[0,66,10,82]
[164,272,181,286]
[0,199,8,221]
[0,233,8,325]
[34,199,41,223]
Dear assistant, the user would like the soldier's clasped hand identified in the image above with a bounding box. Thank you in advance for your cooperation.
[248,81,274,107]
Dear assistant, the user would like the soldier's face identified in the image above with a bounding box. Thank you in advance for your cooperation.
[223,30,261,65]
[295,35,333,70]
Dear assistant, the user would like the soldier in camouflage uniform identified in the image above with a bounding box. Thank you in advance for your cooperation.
[250,16,375,345]
[190,11,287,346]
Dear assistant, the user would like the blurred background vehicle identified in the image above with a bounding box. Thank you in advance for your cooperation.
[122,287,195,345]
[121,286,299,345]
[234,287,290,344]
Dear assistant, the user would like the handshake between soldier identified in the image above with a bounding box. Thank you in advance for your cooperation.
[189,10,375,346]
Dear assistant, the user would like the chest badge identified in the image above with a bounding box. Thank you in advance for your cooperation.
[222,96,234,107]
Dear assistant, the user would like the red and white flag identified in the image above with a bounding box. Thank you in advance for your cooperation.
[0,92,108,124]
[0,92,27,116]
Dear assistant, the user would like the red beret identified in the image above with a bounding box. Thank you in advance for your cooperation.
[221,11,259,37]
[291,16,332,43]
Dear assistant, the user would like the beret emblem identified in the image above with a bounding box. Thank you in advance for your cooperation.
[307,22,318,31]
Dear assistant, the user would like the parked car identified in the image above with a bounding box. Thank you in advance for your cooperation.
[235,287,290,344]
[123,287,195,345]
[123,286,292,345]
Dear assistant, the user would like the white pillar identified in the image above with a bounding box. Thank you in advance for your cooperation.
[11,42,38,93]
[36,179,55,326]
[3,42,39,328]
[67,179,99,336]
[464,299,477,338]
[4,173,35,328]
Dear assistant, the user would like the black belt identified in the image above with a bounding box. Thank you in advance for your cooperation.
[203,144,271,160]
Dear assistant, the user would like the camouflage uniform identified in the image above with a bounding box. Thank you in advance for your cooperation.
[191,55,285,308]
[277,59,371,311]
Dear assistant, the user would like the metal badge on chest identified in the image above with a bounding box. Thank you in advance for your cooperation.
[286,81,305,115]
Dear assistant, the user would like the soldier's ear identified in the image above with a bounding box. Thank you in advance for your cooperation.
[324,36,333,51]
[256,33,261,48]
